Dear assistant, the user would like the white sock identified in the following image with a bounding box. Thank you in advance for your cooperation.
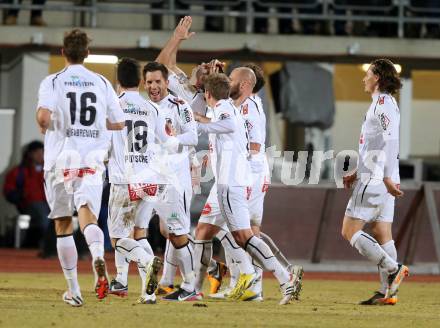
[175,241,196,293]
[260,231,291,269]
[379,240,398,294]
[115,238,154,295]
[350,231,398,273]
[136,237,154,257]
[208,258,217,273]
[115,238,153,267]
[193,240,212,293]
[219,231,254,275]
[57,235,81,296]
[114,249,129,286]
[83,224,104,260]
[159,239,178,286]
[245,236,290,285]
[249,255,263,293]
[228,259,240,289]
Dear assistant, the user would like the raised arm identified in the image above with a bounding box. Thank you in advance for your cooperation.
[155,16,195,73]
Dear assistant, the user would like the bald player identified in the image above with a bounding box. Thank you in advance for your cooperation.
[194,70,302,305]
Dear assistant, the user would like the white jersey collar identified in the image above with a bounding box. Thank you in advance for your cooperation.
[157,93,171,107]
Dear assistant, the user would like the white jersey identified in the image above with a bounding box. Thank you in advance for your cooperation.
[156,94,198,191]
[190,92,207,115]
[357,93,400,183]
[198,99,252,187]
[38,64,124,171]
[167,72,196,103]
[205,107,218,180]
[108,91,174,185]
[240,94,268,175]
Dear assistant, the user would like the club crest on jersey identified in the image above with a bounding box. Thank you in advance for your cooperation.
[359,133,364,144]
[380,113,390,130]
[242,104,248,115]
[378,96,385,105]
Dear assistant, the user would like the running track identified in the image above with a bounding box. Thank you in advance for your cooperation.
[1,249,439,282]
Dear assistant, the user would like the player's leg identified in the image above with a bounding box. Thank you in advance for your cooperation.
[75,173,110,299]
[45,169,82,306]
[133,201,159,302]
[194,184,225,294]
[342,181,408,300]
[342,216,408,294]
[157,218,178,294]
[158,186,199,301]
[218,185,299,304]
[55,217,83,306]
[158,239,178,294]
[108,184,161,303]
[259,231,291,269]
[107,184,131,296]
[341,216,399,271]
[214,230,255,295]
[193,222,220,294]
[357,221,397,305]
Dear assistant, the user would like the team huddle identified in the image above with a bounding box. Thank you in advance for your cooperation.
[36,16,408,308]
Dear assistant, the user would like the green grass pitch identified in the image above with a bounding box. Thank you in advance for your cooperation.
[1,273,440,328]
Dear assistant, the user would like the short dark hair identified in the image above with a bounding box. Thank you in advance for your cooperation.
[204,73,230,100]
[244,63,265,93]
[142,62,168,81]
[370,59,402,95]
[117,57,140,88]
[63,29,90,64]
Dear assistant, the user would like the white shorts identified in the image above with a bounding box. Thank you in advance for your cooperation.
[345,179,395,223]
[135,200,155,229]
[217,184,251,232]
[108,184,157,239]
[44,169,103,219]
[248,172,269,226]
[198,184,228,230]
[154,185,192,236]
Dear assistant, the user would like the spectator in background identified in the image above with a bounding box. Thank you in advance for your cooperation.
[3,0,46,26]
[235,0,294,34]
[408,0,440,38]
[298,0,327,35]
[333,0,396,37]
[3,140,55,257]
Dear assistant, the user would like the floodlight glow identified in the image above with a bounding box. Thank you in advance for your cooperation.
[361,63,402,74]
[84,55,118,64]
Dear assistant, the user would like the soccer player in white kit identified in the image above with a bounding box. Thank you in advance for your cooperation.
[36,29,125,306]
[142,62,200,301]
[107,58,178,304]
[341,59,409,305]
[227,63,304,301]
[195,73,300,305]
